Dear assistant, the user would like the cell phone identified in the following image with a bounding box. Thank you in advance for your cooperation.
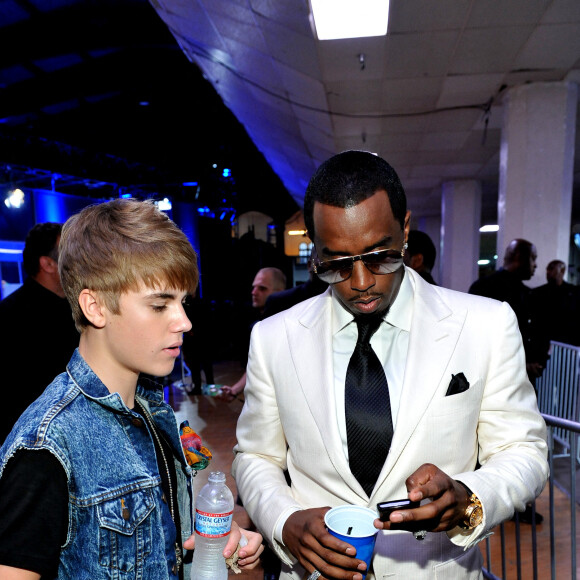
[377,499,420,521]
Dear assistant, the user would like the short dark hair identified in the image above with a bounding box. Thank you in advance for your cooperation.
[304,151,407,240]
[22,222,62,277]
[504,239,534,266]
[407,230,436,270]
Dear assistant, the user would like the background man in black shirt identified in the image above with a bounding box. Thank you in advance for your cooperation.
[0,223,79,443]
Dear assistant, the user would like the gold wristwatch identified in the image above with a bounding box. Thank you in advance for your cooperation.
[458,483,483,530]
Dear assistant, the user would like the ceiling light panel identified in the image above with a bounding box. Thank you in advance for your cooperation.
[311,0,390,40]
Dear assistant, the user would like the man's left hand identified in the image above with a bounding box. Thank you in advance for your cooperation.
[374,463,471,533]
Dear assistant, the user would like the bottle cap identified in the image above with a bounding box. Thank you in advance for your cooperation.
[208,471,225,483]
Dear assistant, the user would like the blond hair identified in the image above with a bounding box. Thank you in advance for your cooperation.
[59,199,198,331]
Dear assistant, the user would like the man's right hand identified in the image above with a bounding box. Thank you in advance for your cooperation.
[218,385,237,402]
[282,508,367,580]
[218,372,247,402]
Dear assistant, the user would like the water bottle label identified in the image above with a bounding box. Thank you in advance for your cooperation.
[195,509,233,538]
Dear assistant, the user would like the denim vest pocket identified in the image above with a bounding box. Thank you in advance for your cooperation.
[98,488,155,573]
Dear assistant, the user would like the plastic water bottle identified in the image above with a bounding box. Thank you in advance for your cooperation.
[191,471,234,580]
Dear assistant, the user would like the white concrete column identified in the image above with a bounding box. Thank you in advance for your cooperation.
[440,180,481,292]
[498,81,577,288]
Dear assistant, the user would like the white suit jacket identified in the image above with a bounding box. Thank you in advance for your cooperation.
[232,268,548,580]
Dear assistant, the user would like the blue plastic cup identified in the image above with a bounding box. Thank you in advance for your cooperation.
[324,505,378,579]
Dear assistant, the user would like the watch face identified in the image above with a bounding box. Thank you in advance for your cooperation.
[470,506,483,527]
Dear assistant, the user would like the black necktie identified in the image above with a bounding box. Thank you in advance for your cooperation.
[345,316,393,496]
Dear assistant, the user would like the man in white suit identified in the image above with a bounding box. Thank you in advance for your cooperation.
[232,151,548,580]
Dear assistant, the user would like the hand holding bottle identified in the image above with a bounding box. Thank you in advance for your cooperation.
[191,472,264,578]
[184,522,263,569]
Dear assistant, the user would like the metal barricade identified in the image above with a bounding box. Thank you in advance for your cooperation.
[482,414,579,580]
[536,341,580,463]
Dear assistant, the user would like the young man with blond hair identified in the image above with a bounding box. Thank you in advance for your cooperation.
[0,199,262,579]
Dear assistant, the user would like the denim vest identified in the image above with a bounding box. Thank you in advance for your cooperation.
[0,349,194,579]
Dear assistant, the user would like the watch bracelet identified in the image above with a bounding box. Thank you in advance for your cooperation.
[457,481,482,529]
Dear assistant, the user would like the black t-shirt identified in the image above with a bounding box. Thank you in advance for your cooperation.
[0,449,68,577]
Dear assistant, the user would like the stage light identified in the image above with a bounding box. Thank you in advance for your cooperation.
[156,197,172,211]
[4,188,24,209]
[479,224,499,232]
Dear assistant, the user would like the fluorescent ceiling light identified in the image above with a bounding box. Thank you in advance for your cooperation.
[479,224,499,233]
[478,259,491,266]
[311,0,389,40]
[288,229,308,236]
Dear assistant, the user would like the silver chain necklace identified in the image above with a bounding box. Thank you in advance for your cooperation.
[135,400,183,573]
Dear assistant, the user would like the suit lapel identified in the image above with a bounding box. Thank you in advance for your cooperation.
[373,272,467,496]
[286,290,367,500]
[285,277,468,502]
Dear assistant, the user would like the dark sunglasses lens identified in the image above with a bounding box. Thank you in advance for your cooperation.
[363,250,402,274]
[316,250,402,283]
[316,258,352,283]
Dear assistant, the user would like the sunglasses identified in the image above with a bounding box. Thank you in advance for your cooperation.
[313,248,404,284]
